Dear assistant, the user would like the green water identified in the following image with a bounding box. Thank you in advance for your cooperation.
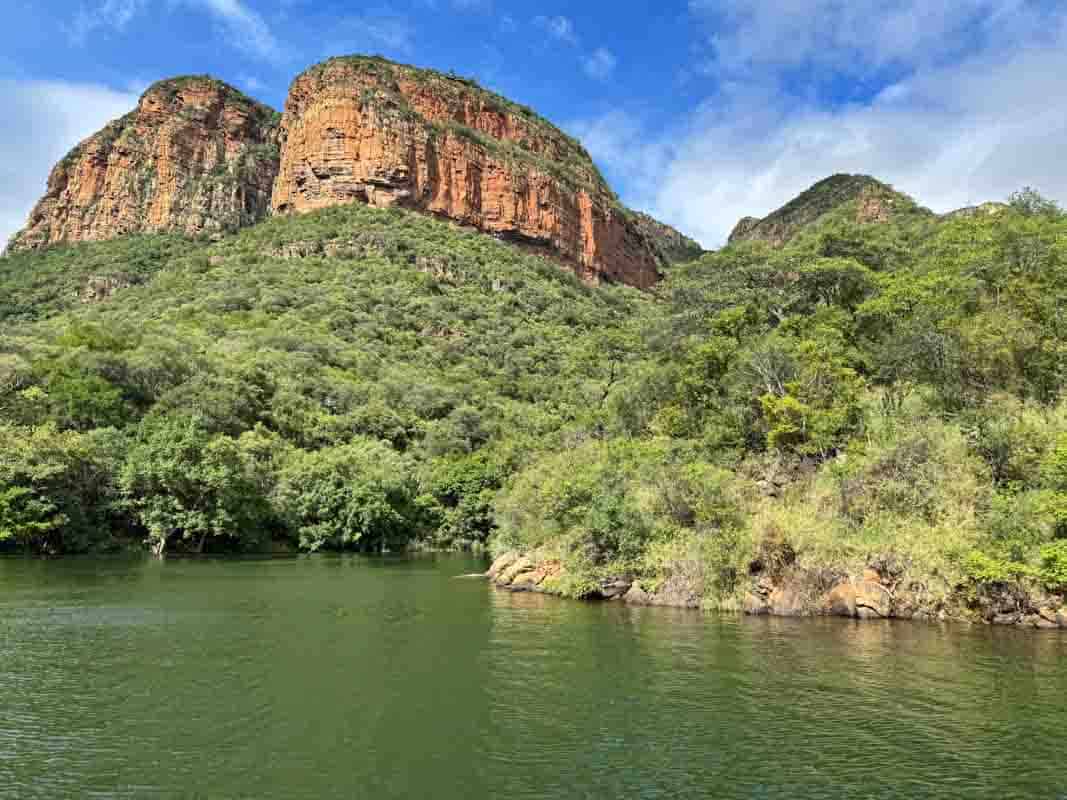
[1,554,1065,799]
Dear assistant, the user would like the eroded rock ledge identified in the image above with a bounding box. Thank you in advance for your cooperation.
[485,551,1067,629]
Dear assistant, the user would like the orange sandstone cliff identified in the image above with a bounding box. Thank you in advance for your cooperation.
[9,57,674,288]
[271,57,661,288]
[7,77,279,252]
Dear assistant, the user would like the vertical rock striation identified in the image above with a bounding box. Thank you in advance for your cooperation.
[270,57,662,288]
[9,57,682,289]
[7,77,279,252]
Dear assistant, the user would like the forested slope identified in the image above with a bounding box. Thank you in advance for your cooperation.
[2,183,1066,623]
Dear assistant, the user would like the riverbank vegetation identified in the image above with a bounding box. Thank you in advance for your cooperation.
[2,188,1066,611]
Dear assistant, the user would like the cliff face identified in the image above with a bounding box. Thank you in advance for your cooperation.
[631,212,704,265]
[7,77,279,252]
[727,174,930,248]
[9,57,676,289]
[270,57,661,288]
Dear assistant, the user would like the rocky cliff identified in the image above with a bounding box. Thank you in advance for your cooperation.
[270,56,661,288]
[631,212,704,265]
[9,57,679,289]
[727,174,930,247]
[8,77,280,252]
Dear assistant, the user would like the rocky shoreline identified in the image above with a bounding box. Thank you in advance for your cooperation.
[485,551,1067,630]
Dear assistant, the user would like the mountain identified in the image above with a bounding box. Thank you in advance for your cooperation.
[7,56,690,288]
[2,56,1065,628]
[726,174,932,247]
[8,77,279,252]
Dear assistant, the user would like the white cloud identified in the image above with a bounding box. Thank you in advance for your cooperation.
[181,0,282,61]
[66,0,282,61]
[571,1,1067,247]
[534,15,577,45]
[688,0,1040,77]
[583,48,617,80]
[66,0,146,44]
[330,10,415,55]
[0,80,140,252]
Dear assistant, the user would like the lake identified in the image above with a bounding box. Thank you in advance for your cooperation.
[1,554,1064,799]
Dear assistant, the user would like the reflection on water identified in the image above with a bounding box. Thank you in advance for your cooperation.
[1,556,1064,799]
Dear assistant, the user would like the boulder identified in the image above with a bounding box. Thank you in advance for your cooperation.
[486,551,520,580]
[496,556,535,586]
[992,612,1021,626]
[599,578,632,600]
[623,584,652,605]
[648,574,702,608]
[769,586,807,617]
[1038,607,1060,625]
[743,592,771,616]
[854,579,892,619]
[824,584,857,618]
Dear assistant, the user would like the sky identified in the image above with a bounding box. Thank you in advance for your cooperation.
[3,0,1067,248]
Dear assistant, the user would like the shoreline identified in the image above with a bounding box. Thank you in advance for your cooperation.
[485,551,1067,631]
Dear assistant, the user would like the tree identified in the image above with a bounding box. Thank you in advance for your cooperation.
[120,415,268,554]
[275,439,419,552]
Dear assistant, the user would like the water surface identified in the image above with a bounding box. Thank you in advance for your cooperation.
[1,555,1064,799]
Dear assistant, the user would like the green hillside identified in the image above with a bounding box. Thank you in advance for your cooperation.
[2,186,1066,616]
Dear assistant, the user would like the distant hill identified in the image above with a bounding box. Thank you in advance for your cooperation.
[727,174,932,247]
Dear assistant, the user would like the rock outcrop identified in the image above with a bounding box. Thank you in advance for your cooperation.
[269,56,662,288]
[727,174,930,248]
[9,57,694,289]
[630,212,704,265]
[488,551,1067,629]
[8,77,280,252]
[942,201,1009,221]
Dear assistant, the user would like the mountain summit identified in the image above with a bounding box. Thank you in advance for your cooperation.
[8,76,279,252]
[8,56,682,288]
[727,174,930,247]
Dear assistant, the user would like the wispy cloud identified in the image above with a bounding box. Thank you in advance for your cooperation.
[65,0,283,61]
[534,15,577,45]
[575,5,1067,246]
[180,0,282,61]
[330,9,415,55]
[583,48,617,80]
[688,0,1046,82]
[0,79,140,251]
[65,0,146,44]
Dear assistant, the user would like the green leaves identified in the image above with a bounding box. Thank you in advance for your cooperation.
[275,439,419,552]
[119,415,269,552]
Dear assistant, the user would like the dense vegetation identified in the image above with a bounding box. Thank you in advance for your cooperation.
[0,202,641,555]
[2,186,1066,612]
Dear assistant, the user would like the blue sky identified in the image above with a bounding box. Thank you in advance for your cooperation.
[3,1,1067,247]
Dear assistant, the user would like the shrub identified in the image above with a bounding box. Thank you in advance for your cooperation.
[275,439,419,552]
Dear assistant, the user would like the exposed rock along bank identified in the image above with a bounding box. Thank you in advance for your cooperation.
[485,551,1067,630]
[8,57,673,290]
